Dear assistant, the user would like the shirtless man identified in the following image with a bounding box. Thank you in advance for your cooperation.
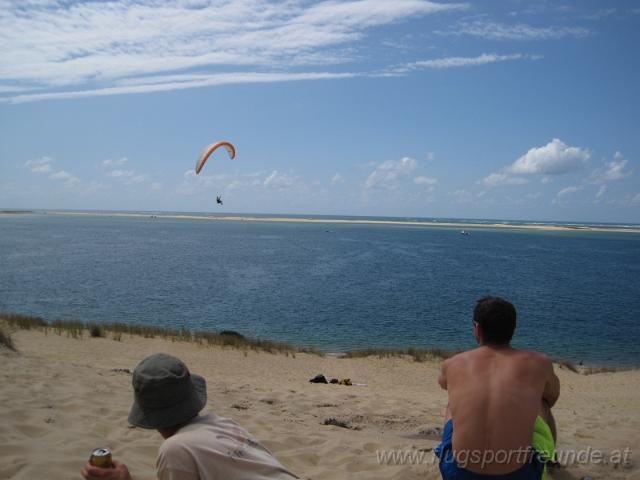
[436,297,559,479]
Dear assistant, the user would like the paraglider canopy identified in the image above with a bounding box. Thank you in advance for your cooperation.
[195,141,235,174]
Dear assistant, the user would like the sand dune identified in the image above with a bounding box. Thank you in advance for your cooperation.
[1,329,638,479]
[3,211,636,234]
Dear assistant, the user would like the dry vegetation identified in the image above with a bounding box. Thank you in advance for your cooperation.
[3,312,631,373]
[554,358,634,375]
[0,327,17,352]
[0,312,322,357]
[341,346,455,362]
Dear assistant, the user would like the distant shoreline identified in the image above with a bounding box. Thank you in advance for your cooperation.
[3,210,639,234]
[0,210,34,215]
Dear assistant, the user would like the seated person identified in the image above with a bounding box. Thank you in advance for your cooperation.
[81,353,299,480]
[436,297,559,479]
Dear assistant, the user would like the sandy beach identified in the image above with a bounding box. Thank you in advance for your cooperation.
[1,327,638,480]
[2,211,639,234]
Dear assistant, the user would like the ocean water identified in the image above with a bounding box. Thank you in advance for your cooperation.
[1,213,639,366]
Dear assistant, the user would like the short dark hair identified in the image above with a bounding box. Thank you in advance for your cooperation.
[473,297,516,345]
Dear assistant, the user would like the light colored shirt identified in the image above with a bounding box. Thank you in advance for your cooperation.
[156,413,299,480]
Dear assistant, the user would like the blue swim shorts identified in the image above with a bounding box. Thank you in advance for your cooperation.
[434,419,545,480]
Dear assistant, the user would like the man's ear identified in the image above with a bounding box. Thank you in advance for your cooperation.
[473,322,481,344]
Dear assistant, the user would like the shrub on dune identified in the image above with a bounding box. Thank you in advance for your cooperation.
[89,323,105,338]
[0,328,16,352]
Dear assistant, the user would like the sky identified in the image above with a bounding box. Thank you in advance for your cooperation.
[1,0,639,223]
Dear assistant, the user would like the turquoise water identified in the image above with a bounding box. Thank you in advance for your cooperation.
[1,213,639,366]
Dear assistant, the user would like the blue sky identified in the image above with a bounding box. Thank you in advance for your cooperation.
[1,0,639,223]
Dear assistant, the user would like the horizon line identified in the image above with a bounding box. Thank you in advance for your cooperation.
[2,209,639,233]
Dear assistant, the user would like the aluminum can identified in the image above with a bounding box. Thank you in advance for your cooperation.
[89,448,113,468]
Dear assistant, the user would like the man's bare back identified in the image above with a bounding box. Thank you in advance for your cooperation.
[439,345,559,474]
[435,297,559,479]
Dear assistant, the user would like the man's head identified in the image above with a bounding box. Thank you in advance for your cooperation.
[128,353,207,432]
[473,296,516,346]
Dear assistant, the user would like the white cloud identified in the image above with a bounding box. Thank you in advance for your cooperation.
[100,158,155,186]
[227,178,262,192]
[557,186,580,197]
[365,157,417,189]
[79,181,110,195]
[395,53,538,72]
[179,169,264,195]
[414,176,437,185]
[102,157,128,167]
[442,20,589,40]
[527,192,541,201]
[583,9,617,21]
[0,0,465,103]
[552,187,577,205]
[4,72,357,104]
[481,172,529,187]
[24,156,82,187]
[330,173,344,186]
[49,170,72,180]
[453,188,473,203]
[601,151,630,181]
[480,139,589,189]
[179,168,308,197]
[30,163,53,173]
[414,175,437,193]
[131,174,149,184]
[0,85,33,93]
[507,138,590,175]
[24,156,53,173]
[263,170,297,190]
[586,151,632,199]
[106,169,135,178]
[49,169,80,187]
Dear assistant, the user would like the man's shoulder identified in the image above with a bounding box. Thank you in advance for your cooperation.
[515,348,552,362]
[445,347,552,369]
[444,348,479,364]
[511,348,554,371]
[159,415,215,452]
[159,432,190,456]
[158,433,193,469]
[440,350,476,377]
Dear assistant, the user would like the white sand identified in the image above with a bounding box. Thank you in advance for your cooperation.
[3,211,638,234]
[1,329,639,479]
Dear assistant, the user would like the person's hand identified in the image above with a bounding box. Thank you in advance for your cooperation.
[81,459,132,480]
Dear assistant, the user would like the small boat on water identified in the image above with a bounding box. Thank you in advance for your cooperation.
[460,230,470,235]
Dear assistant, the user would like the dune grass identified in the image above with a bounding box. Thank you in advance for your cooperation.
[556,359,580,373]
[0,327,17,352]
[0,312,323,356]
[1,312,47,330]
[3,312,634,371]
[554,358,634,375]
[89,323,105,338]
[342,346,455,362]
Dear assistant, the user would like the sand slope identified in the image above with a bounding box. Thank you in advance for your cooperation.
[1,329,638,480]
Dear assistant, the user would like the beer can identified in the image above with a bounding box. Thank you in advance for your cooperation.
[89,448,113,468]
